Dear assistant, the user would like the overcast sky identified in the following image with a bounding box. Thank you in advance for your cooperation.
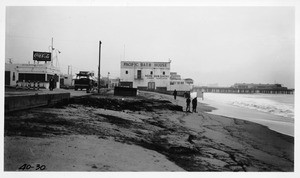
[5,6,295,88]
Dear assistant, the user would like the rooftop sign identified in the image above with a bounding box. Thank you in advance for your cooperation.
[121,61,170,69]
[33,51,51,61]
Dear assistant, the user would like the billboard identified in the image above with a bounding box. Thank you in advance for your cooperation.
[33,51,51,61]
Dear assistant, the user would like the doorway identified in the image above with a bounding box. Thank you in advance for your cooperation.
[148,82,155,90]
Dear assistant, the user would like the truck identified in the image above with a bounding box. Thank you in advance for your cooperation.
[74,71,97,92]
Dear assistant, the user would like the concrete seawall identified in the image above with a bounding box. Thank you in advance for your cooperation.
[5,93,70,113]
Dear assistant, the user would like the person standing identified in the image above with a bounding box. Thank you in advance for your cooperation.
[186,97,191,112]
[173,89,177,100]
[192,97,198,112]
[49,77,54,91]
[53,74,58,89]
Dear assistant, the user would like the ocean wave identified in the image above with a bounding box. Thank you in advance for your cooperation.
[231,100,294,119]
[203,93,294,119]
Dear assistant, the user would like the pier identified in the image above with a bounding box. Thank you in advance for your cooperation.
[193,86,294,94]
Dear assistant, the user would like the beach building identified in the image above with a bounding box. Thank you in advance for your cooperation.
[5,62,18,87]
[101,77,120,88]
[120,61,171,91]
[60,74,74,88]
[184,78,194,85]
[169,72,193,91]
[5,62,61,89]
[109,78,120,88]
[170,72,181,80]
[120,61,193,92]
[5,48,63,89]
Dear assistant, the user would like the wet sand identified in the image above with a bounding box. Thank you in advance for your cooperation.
[4,90,294,171]
[201,98,294,137]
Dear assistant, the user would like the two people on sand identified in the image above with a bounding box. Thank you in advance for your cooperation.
[173,90,197,113]
[185,91,197,113]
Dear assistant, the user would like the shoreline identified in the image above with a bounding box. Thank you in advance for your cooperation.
[4,90,294,171]
[200,98,294,137]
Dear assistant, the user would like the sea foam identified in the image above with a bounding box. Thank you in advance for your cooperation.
[202,93,294,119]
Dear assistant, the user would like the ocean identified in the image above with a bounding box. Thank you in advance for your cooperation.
[198,93,294,136]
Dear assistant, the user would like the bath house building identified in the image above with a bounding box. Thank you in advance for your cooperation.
[120,60,193,92]
[120,61,171,91]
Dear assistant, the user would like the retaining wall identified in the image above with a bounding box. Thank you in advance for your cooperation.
[5,93,70,113]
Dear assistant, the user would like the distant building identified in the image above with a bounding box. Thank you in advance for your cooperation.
[100,77,120,88]
[184,78,194,85]
[60,74,74,88]
[5,62,60,89]
[109,78,120,88]
[170,72,181,80]
[169,73,193,91]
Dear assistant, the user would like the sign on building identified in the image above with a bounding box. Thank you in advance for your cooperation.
[121,61,170,69]
[33,51,51,61]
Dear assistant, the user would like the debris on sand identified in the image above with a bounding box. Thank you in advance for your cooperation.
[4,91,294,171]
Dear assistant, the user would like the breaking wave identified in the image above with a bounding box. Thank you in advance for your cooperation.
[203,93,294,119]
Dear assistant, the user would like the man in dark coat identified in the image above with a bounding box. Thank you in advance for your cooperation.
[186,97,191,112]
[192,97,198,112]
[49,77,54,91]
[173,89,177,100]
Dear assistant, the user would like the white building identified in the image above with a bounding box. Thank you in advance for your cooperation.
[120,61,171,91]
[5,62,61,89]
[120,61,194,92]
[60,74,74,88]
[169,72,193,91]
[109,78,120,89]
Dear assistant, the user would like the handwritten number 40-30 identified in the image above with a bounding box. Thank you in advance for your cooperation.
[19,164,46,171]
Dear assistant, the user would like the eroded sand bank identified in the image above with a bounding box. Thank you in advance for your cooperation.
[4,91,294,171]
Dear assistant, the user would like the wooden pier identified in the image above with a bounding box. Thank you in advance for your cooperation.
[192,86,294,94]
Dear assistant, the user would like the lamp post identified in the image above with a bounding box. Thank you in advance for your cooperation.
[98,41,102,94]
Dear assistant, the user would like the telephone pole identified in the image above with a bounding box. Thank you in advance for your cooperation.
[51,37,54,65]
[98,41,102,94]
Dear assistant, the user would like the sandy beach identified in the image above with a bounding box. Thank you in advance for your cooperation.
[4,90,294,171]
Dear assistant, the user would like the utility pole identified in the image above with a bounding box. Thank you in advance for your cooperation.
[51,37,54,66]
[98,41,102,94]
[107,72,110,88]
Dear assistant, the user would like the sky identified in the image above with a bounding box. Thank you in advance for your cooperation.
[5,6,295,88]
